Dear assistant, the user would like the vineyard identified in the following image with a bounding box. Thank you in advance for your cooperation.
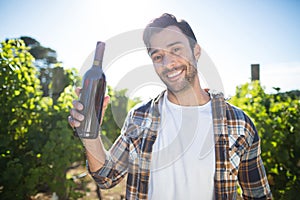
[0,39,299,199]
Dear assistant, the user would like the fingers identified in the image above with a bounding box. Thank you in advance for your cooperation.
[68,115,78,129]
[68,100,84,128]
[70,108,84,121]
[68,109,84,128]
[72,100,84,111]
[103,95,110,110]
[69,94,110,128]
[75,87,82,97]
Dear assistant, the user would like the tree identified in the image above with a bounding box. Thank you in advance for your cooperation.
[20,36,57,66]
[0,38,43,199]
[20,36,74,99]
[229,81,300,199]
[0,38,83,199]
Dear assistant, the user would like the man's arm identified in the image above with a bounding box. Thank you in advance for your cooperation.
[238,117,272,199]
[82,137,107,172]
[68,87,110,172]
[68,88,129,189]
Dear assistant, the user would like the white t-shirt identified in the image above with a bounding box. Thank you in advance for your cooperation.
[148,94,215,200]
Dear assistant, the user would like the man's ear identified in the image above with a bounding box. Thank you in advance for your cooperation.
[193,44,201,61]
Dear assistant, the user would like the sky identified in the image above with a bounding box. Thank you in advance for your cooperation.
[1,0,299,99]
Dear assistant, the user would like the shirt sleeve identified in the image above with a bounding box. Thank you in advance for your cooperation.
[87,111,135,189]
[238,114,273,199]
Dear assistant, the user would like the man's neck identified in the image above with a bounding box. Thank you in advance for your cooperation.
[167,82,210,106]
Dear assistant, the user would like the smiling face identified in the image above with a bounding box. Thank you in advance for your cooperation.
[148,26,200,94]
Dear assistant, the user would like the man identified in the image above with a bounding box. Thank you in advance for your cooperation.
[69,13,272,199]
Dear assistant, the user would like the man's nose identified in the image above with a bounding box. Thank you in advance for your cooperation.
[162,52,176,68]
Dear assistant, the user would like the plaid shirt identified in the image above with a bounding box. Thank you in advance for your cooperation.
[90,91,272,199]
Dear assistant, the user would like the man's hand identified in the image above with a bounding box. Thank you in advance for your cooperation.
[68,87,110,129]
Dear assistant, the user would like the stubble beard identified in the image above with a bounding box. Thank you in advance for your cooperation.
[164,63,198,94]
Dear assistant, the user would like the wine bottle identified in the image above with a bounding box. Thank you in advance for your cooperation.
[75,41,106,139]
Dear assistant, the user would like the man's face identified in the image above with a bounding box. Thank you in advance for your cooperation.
[148,26,200,94]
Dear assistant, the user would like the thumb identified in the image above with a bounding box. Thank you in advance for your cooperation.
[100,95,110,125]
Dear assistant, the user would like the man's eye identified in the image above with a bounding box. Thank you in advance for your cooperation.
[152,55,162,62]
[173,47,181,54]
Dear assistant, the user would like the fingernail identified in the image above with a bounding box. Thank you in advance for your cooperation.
[79,115,84,121]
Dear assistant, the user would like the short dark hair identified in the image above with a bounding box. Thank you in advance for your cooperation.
[143,13,197,52]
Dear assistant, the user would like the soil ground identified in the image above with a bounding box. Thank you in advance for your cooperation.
[31,164,126,200]
[31,164,243,200]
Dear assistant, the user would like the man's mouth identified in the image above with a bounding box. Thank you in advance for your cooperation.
[167,69,183,78]
[165,66,185,81]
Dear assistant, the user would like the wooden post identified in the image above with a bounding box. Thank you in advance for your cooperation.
[251,64,260,81]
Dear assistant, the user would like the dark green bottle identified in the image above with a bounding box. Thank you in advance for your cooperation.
[75,41,106,139]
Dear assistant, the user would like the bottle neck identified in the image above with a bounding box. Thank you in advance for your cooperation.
[93,42,105,68]
[92,60,102,68]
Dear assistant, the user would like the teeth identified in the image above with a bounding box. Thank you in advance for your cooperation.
[167,70,182,78]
